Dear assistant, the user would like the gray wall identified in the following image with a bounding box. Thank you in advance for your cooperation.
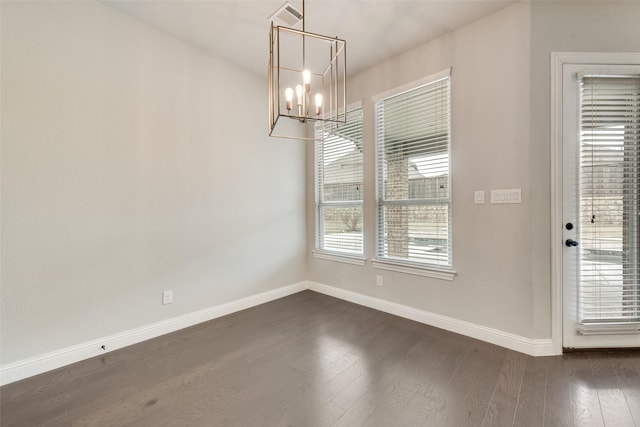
[308,2,534,338]
[308,0,640,340]
[1,0,307,364]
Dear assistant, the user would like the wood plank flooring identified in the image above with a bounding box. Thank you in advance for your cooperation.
[1,290,639,426]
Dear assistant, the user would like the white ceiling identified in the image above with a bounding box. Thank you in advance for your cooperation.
[102,0,519,77]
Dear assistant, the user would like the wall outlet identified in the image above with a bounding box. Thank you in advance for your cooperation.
[162,290,173,305]
[376,275,383,287]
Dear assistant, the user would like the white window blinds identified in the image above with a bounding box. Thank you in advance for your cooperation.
[579,74,640,324]
[315,107,364,254]
[375,73,451,267]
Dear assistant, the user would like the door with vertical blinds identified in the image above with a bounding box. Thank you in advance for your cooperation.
[562,63,640,349]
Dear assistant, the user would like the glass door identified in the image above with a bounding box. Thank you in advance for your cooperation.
[562,63,640,349]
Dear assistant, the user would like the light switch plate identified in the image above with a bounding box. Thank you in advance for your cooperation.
[491,189,521,204]
[474,190,485,204]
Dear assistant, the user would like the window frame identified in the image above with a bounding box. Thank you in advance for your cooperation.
[373,69,456,280]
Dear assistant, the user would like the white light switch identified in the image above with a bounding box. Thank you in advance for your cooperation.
[491,189,522,204]
[474,190,485,204]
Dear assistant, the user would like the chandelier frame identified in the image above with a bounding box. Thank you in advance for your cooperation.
[268,17,347,141]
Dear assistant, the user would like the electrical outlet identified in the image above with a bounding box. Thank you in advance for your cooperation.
[162,290,173,305]
[376,275,383,287]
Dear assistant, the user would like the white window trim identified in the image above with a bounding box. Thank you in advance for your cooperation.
[372,68,451,102]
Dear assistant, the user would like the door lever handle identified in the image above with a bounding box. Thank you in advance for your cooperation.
[565,239,579,247]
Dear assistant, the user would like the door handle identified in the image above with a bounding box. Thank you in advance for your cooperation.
[565,239,579,247]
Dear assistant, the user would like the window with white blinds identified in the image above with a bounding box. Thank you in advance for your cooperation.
[578,74,640,324]
[315,107,364,255]
[375,72,451,267]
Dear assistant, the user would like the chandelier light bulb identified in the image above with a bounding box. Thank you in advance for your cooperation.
[302,69,311,92]
[295,84,304,117]
[295,85,303,106]
[315,93,323,115]
[284,87,294,111]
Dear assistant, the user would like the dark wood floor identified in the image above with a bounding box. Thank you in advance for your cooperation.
[1,291,639,426]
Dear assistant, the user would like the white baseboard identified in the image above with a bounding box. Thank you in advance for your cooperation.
[0,282,306,386]
[1,280,556,386]
[306,281,556,357]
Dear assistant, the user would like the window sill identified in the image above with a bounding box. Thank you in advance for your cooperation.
[312,251,367,266]
[372,258,456,281]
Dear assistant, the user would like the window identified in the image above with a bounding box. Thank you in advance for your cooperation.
[315,106,364,256]
[578,73,639,324]
[375,71,452,268]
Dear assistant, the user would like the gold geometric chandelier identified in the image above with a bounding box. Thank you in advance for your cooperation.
[268,0,347,141]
